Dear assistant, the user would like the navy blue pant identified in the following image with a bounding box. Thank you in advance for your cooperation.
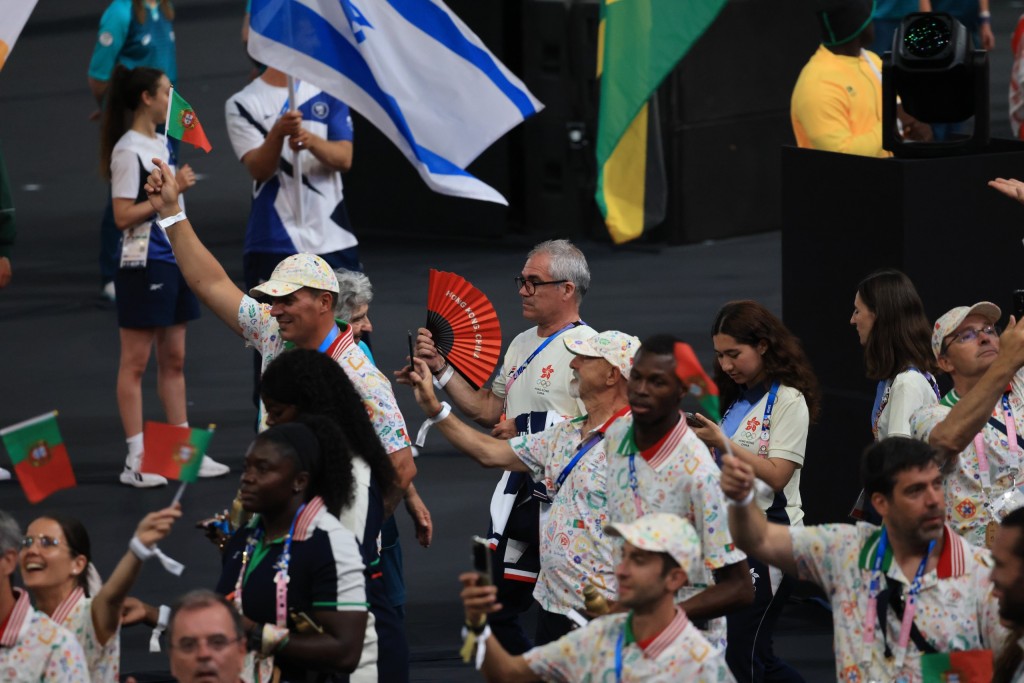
[725,556,805,683]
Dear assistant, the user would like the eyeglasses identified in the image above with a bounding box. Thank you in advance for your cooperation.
[514,276,568,296]
[171,635,243,654]
[941,325,999,353]
[21,535,61,550]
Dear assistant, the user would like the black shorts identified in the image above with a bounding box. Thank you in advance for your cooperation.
[115,260,200,329]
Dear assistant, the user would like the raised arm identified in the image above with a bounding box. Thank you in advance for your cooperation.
[460,572,539,683]
[144,158,246,336]
[722,454,799,576]
[93,505,182,645]
[414,328,505,427]
[396,358,525,470]
[928,317,1024,461]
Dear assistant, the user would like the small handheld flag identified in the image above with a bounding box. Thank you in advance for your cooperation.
[673,342,721,421]
[0,410,77,503]
[165,87,212,153]
[142,422,214,483]
[921,650,993,682]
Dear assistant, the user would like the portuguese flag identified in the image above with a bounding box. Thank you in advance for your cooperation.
[0,411,76,503]
[921,650,993,682]
[673,341,721,421]
[142,422,213,483]
[166,87,212,153]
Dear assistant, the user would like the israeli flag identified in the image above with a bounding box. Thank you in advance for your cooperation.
[248,0,544,205]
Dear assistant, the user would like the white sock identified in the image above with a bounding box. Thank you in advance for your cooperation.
[126,433,144,459]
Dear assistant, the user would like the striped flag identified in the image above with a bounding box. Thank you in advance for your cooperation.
[247,0,542,205]
[142,422,214,483]
[166,87,212,153]
[595,0,727,243]
[0,411,77,503]
[0,0,39,72]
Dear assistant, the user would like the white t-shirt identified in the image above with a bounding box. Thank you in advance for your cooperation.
[225,78,357,256]
[876,369,939,440]
[110,129,182,263]
[491,324,593,421]
[727,384,809,526]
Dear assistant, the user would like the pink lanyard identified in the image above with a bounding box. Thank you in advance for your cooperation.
[973,393,1017,490]
[234,504,305,628]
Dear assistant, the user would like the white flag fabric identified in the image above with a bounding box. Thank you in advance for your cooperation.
[0,0,39,72]
[248,0,544,205]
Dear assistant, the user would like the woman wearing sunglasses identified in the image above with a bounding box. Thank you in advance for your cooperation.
[19,505,182,681]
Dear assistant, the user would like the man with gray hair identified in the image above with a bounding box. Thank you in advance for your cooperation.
[165,590,247,683]
[0,510,88,680]
[334,267,375,358]
[415,238,594,652]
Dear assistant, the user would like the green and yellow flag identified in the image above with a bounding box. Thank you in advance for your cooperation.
[595,0,727,244]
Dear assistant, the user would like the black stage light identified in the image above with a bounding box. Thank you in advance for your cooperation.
[882,12,989,157]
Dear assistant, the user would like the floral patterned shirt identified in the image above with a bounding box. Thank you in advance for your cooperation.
[510,414,619,615]
[604,413,747,651]
[0,588,88,682]
[523,607,735,682]
[52,589,118,682]
[238,295,412,451]
[911,375,1024,548]
[790,522,1005,683]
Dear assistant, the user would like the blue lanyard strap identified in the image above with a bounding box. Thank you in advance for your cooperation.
[555,432,602,490]
[614,624,626,683]
[317,325,340,353]
[508,322,581,385]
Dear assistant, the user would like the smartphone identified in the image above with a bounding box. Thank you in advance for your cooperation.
[1014,290,1024,322]
[684,412,703,428]
[471,535,493,585]
[407,330,416,366]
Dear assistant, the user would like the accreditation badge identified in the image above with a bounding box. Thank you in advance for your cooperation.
[119,225,151,269]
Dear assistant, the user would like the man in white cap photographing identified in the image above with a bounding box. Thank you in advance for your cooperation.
[911,302,1024,548]
[457,512,735,682]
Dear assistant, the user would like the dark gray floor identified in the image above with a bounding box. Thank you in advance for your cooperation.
[2,1,1021,681]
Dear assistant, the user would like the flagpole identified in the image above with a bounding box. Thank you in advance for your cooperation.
[0,410,58,436]
[287,75,304,230]
[171,482,187,506]
[164,85,174,148]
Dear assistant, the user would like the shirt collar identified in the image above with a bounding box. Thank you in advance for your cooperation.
[623,607,690,659]
[858,525,965,579]
[617,412,688,472]
[0,588,31,648]
[51,587,84,627]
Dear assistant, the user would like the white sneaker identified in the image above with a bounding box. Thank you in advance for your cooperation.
[119,454,167,488]
[0,467,11,481]
[198,456,230,478]
[102,281,116,302]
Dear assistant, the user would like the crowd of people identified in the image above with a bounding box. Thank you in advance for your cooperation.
[4,1,1024,682]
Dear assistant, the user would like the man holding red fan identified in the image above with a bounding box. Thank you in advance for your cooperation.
[415,239,594,653]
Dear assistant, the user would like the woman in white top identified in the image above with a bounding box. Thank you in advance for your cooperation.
[692,299,819,683]
[849,269,939,520]
[100,65,226,487]
[18,506,181,682]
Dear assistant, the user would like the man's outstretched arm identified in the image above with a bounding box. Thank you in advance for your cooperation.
[144,158,246,336]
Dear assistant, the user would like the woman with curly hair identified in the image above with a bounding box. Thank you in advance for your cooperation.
[692,299,818,683]
[260,348,408,683]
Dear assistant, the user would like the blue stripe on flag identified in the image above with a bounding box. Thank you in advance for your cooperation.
[385,0,537,118]
[251,0,473,179]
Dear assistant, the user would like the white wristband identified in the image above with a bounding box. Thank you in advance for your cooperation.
[149,604,172,653]
[157,211,187,229]
[415,401,451,447]
[460,625,491,670]
[433,364,455,390]
[727,488,755,507]
[129,535,186,576]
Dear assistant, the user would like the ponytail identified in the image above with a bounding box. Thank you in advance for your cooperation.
[99,65,165,181]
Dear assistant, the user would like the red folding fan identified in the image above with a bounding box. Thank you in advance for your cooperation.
[426,269,502,390]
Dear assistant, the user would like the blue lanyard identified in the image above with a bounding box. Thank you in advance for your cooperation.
[554,407,630,493]
[755,381,781,457]
[508,322,581,385]
[627,454,644,517]
[317,325,340,353]
[614,626,625,683]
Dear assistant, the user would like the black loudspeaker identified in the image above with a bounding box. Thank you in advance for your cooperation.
[653,0,819,244]
[342,0,517,241]
[519,0,604,240]
[781,142,1024,524]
